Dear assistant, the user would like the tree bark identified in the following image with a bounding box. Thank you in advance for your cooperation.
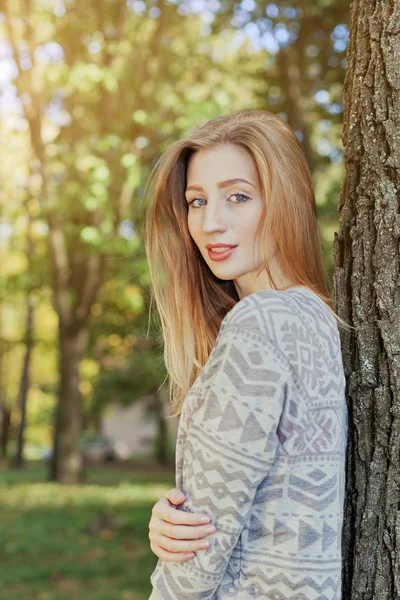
[333,0,400,598]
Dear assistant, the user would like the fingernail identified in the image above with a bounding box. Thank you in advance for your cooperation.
[199,517,210,524]
[205,525,216,534]
[199,541,210,549]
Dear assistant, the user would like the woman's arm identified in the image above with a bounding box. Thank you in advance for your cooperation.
[150,305,291,600]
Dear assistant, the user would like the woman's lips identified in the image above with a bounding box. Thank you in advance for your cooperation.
[207,246,237,261]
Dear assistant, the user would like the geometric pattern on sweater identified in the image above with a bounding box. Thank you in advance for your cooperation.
[150,286,348,599]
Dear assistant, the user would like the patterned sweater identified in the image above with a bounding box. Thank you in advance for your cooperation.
[149,287,348,600]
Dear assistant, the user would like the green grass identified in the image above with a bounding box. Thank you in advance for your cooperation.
[0,460,175,600]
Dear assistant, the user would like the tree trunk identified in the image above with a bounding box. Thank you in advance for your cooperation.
[277,44,314,172]
[13,196,35,469]
[0,332,6,458]
[153,389,169,466]
[0,203,7,460]
[333,0,400,598]
[3,5,106,484]
[50,326,88,483]
[0,408,11,459]
[12,291,34,469]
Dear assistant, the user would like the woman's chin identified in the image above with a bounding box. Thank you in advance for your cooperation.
[210,267,241,281]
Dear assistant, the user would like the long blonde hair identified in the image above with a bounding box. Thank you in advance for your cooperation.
[143,109,351,418]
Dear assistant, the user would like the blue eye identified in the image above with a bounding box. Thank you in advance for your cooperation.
[187,197,206,208]
[230,193,251,203]
[187,193,252,208]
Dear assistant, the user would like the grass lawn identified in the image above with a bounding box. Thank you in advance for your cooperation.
[0,459,175,600]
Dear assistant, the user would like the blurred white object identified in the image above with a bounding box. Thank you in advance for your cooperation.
[40,434,133,464]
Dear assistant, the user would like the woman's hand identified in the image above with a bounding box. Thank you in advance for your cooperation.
[149,488,216,562]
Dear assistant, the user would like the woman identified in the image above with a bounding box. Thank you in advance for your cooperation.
[143,109,349,599]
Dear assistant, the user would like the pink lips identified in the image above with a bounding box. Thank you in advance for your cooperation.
[207,246,237,262]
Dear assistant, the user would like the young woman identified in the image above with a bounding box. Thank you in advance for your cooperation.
[143,109,349,599]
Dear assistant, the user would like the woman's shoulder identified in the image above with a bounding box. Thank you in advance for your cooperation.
[221,287,308,336]
[221,287,341,365]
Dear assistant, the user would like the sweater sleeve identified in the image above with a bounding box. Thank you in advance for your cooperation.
[150,304,292,600]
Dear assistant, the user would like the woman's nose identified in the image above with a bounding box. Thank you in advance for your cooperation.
[201,204,227,233]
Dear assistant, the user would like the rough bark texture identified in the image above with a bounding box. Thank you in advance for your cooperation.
[333,0,400,598]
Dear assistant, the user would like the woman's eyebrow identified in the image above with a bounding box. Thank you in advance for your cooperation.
[186,178,256,192]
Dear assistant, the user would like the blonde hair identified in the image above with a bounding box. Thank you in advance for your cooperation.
[143,109,352,418]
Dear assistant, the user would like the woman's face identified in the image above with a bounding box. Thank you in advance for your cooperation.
[185,143,282,298]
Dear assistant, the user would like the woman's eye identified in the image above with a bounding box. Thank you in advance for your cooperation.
[188,197,206,208]
[230,193,251,203]
[187,193,251,208]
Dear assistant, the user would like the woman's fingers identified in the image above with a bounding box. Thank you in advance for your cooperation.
[151,532,211,554]
[150,515,216,541]
[150,542,195,562]
[152,496,211,526]
[165,488,187,505]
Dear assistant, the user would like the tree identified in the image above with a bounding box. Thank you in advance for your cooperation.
[3,0,127,482]
[12,195,35,469]
[333,0,400,596]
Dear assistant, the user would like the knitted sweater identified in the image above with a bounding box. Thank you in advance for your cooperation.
[149,287,348,600]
